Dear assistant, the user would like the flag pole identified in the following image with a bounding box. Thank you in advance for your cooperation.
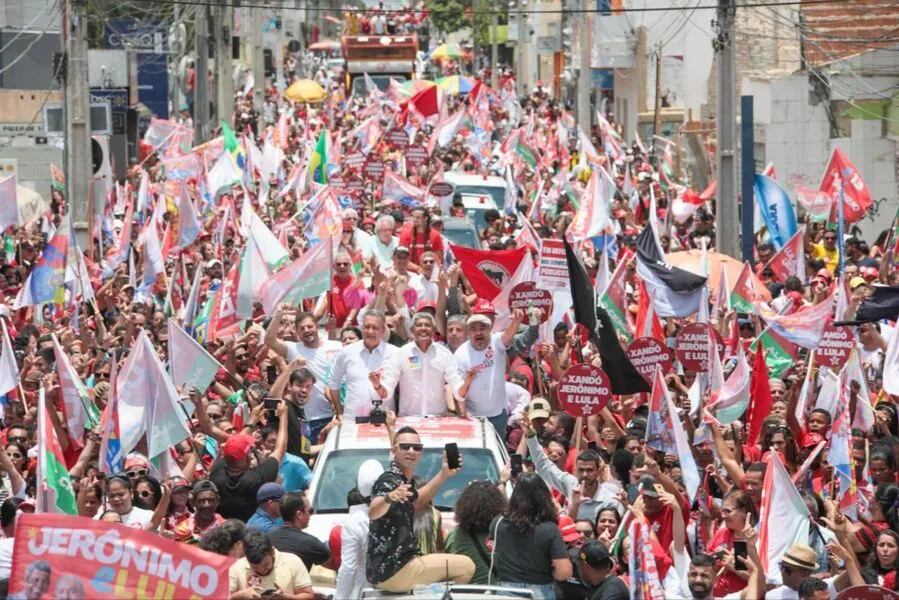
[837,180,846,275]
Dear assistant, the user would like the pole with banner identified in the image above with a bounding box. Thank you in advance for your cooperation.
[837,180,846,275]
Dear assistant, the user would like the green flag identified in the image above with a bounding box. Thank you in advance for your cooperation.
[38,388,78,515]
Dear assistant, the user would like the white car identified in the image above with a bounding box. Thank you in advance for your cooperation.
[305,416,510,543]
[441,173,505,231]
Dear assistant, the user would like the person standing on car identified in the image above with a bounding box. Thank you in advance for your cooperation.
[488,472,573,600]
[454,308,525,437]
[366,426,476,592]
[374,313,474,417]
[327,310,399,420]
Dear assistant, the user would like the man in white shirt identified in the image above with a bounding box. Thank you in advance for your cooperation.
[409,251,440,304]
[506,373,532,427]
[362,215,398,268]
[454,309,525,438]
[335,460,384,600]
[327,310,399,420]
[373,313,475,417]
[266,306,343,443]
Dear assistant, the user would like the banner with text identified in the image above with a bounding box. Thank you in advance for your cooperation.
[10,514,233,600]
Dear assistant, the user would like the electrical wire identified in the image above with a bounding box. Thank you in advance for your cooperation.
[0,47,65,148]
[0,1,64,78]
[132,0,855,15]
[0,0,60,57]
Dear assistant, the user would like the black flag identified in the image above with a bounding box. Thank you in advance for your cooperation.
[834,285,899,325]
[635,225,707,317]
[564,240,651,395]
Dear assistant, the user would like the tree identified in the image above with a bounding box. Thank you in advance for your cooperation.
[425,0,470,36]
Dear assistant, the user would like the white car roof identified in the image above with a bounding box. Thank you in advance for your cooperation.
[442,172,505,188]
[333,417,490,450]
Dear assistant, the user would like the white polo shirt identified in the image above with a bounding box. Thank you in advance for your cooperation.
[381,341,464,417]
[327,340,399,418]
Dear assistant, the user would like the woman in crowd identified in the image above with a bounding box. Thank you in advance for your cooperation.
[445,480,508,584]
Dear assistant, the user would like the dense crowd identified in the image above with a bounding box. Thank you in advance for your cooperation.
[0,16,898,600]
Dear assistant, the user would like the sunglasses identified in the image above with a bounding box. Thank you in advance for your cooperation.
[397,443,424,452]
[824,236,836,241]
[7,436,26,444]
[421,260,435,265]
[127,469,148,479]
[335,262,351,267]
[138,490,153,498]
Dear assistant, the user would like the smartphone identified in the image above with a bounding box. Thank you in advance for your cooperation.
[733,541,748,570]
[260,589,277,597]
[587,441,597,451]
[510,454,523,477]
[445,443,461,470]
[263,398,281,410]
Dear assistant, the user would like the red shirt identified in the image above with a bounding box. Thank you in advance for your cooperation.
[398,225,444,266]
[708,526,748,597]
[645,497,690,555]
[327,275,354,328]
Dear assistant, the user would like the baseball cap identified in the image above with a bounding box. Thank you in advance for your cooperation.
[168,476,190,491]
[467,314,492,327]
[192,479,219,495]
[257,482,286,503]
[471,299,496,315]
[223,433,256,462]
[528,397,551,420]
[206,259,223,269]
[801,432,826,448]
[849,276,867,290]
[124,454,151,471]
[415,300,437,312]
[558,516,584,543]
[579,541,613,568]
[862,266,879,281]
[394,246,410,256]
[637,475,659,498]
[815,268,833,281]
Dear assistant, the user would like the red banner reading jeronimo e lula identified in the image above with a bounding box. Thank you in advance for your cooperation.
[9,513,233,599]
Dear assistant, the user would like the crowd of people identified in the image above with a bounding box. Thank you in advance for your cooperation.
[0,13,898,600]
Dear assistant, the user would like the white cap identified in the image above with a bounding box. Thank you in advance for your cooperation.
[357,460,384,498]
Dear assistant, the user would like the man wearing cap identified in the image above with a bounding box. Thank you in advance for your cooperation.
[335,460,384,600]
[453,308,526,437]
[265,307,343,443]
[763,541,863,599]
[577,541,628,600]
[375,312,472,417]
[328,310,400,420]
[248,483,287,533]
[173,480,225,544]
[209,400,289,522]
[463,298,540,361]
[523,415,623,523]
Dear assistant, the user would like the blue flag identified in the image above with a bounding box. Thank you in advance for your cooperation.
[754,174,798,249]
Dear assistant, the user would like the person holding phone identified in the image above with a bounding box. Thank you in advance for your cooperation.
[707,490,758,597]
[365,426,476,592]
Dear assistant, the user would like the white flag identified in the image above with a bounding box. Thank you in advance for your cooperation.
[167,319,221,394]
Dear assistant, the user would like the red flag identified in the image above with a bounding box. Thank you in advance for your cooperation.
[766,226,806,283]
[209,262,241,339]
[409,84,439,117]
[819,148,873,224]
[449,244,527,301]
[635,280,664,343]
[746,339,773,446]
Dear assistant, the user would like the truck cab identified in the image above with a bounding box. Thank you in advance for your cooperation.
[342,35,419,96]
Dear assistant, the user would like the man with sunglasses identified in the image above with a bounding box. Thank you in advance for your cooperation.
[366,426,475,592]
[805,226,840,274]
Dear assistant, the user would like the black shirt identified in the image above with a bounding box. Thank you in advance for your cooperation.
[589,574,629,600]
[284,400,312,461]
[366,463,419,584]
[208,456,279,522]
[268,525,331,570]
[489,517,568,585]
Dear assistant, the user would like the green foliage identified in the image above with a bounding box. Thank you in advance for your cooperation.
[425,0,470,35]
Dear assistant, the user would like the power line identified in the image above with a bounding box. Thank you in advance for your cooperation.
[132,0,854,15]
[0,1,60,57]
[0,1,63,78]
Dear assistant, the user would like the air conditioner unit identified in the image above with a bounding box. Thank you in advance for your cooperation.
[43,102,113,136]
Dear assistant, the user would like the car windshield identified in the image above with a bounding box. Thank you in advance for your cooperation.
[351,75,407,96]
[313,448,499,512]
[442,225,478,249]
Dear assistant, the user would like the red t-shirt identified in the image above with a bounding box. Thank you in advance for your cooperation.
[645,496,690,555]
[327,275,354,328]
[708,526,748,597]
[398,225,444,266]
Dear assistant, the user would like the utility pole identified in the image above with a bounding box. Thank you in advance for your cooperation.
[652,45,662,140]
[65,0,92,248]
[472,0,479,78]
[215,0,234,127]
[250,2,265,136]
[491,5,498,88]
[715,0,738,258]
[194,3,209,145]
[576,0,591,129]
[516,0,524,95]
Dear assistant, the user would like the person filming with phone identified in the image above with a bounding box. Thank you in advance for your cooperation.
[366,426,476,592]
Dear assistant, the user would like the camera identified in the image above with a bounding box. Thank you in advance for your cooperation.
[369,399,386,426]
